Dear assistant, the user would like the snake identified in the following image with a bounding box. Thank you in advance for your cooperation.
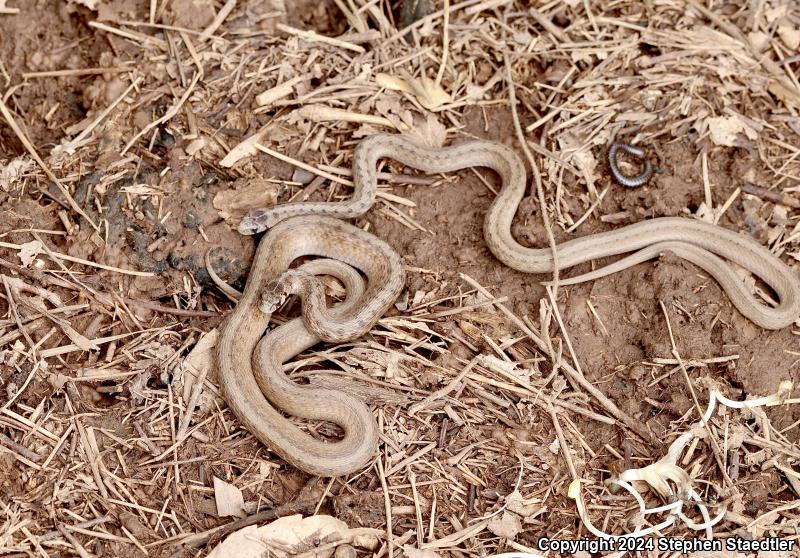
[216,215,404,476]
[608,142,654,187]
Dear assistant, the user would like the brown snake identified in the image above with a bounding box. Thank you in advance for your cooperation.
[216,216,403,476]
[222,134,800,476]
[250,259,380,475]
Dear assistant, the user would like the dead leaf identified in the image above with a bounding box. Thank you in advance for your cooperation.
[374,94,404,119]
[118,511,149,541]
[706,116,757,147]
[505,489,541,518]
[185,137,207,156]
[558,132,598,187]
[213,178,282,223]
[220,128,267,167]
[47,373,69,391]
[213,477,245,518]
[352,123,384,138]
[726,424,747,451]
[18,240,44,268]
[377,73,411,92]
[401,114,446,148]
[764,4,789,23]
[747,31,769,52]
[208,514,358,558]
[0,158,33,192]
[181,328,218,400]
[487,510,522,539]
[207,525,267,558]
[376,72,451,110]
[778,25,800,50]
[184,329,218,374]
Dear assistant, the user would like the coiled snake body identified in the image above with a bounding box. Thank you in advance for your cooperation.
[216,216,403,476]
[221,134,800,476]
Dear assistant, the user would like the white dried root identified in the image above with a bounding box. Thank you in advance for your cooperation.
[568,479,676,539]
[571,381,797,539]
[701,380,794,423]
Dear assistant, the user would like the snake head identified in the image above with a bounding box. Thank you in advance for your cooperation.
[259,287,288,314]
[238,209,289,235]
[259,274,301,314]
[238,212,267,235]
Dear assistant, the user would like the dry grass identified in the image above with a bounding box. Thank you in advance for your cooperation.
[1,0,800,556]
